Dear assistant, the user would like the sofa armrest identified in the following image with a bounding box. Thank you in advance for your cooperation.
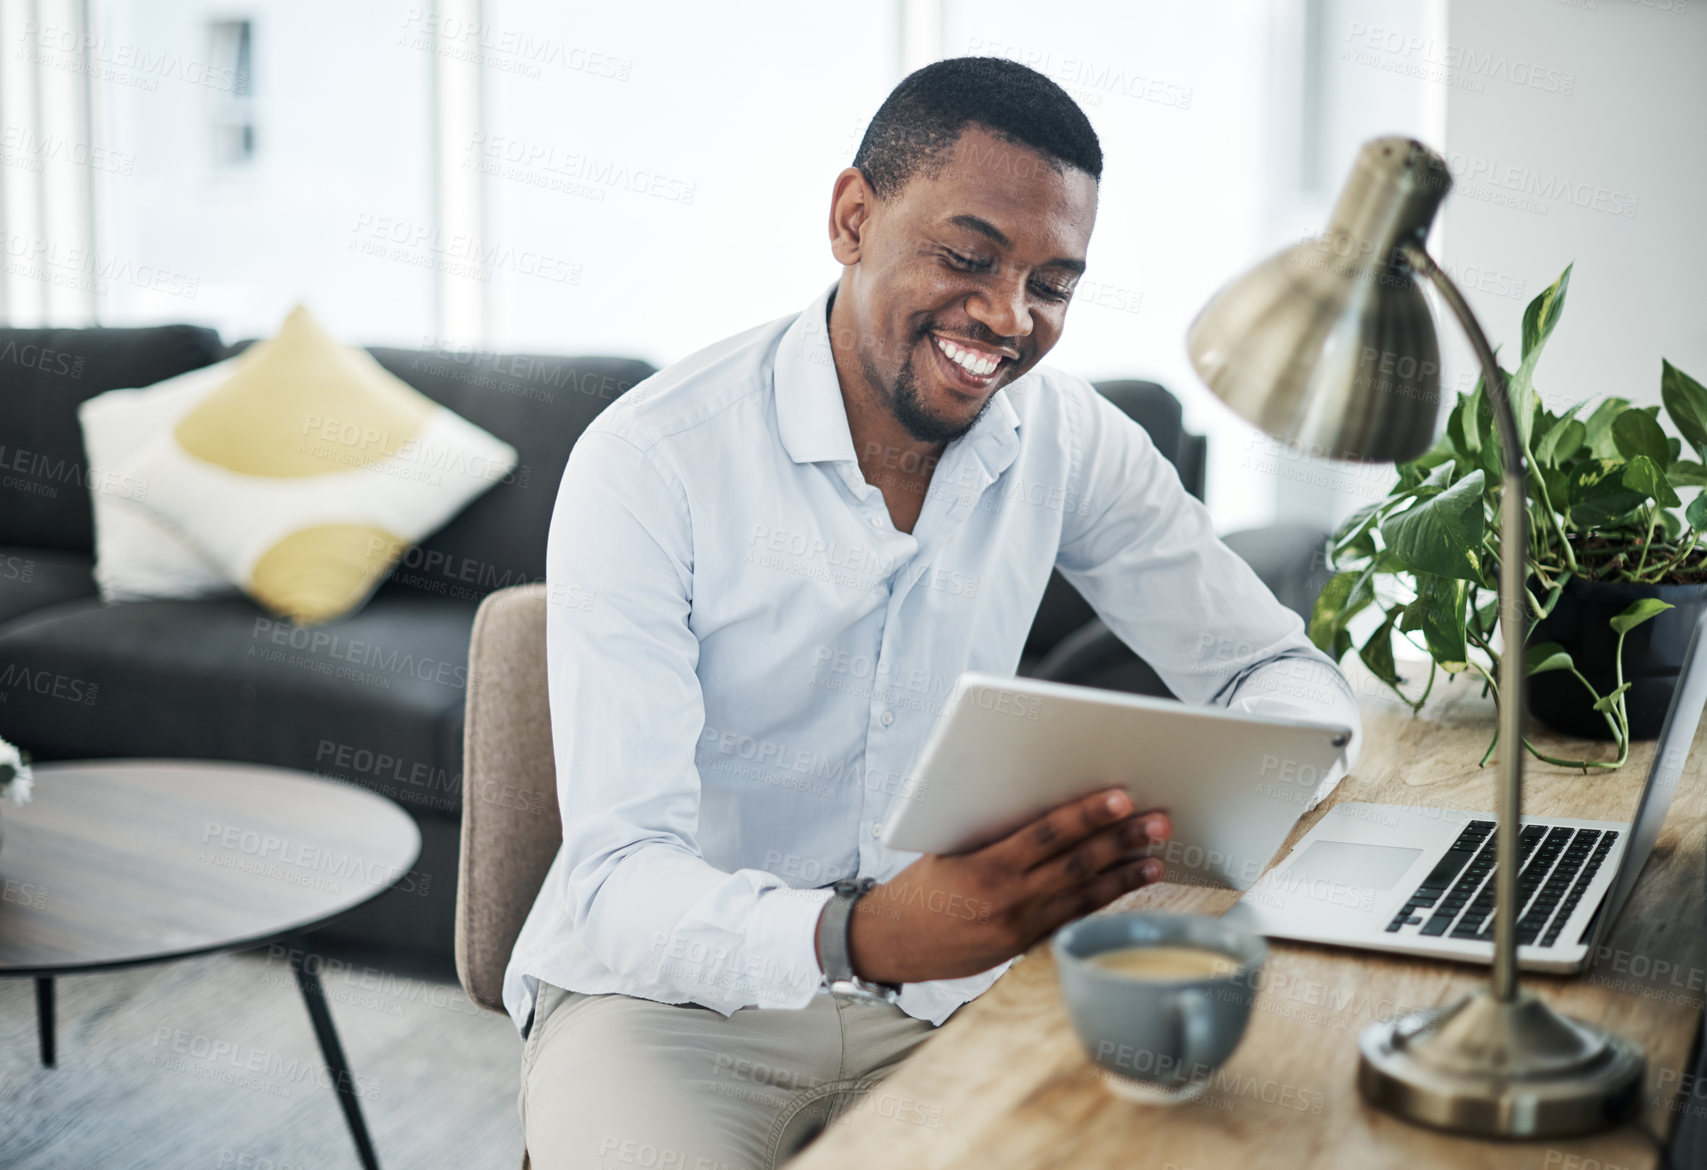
[1218,523,1333,621]
[1025,523,1333,695]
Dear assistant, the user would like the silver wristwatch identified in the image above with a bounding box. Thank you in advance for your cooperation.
[818,877,902,1003]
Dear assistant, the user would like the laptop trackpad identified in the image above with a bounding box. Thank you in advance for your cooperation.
[1289,841,1423,891]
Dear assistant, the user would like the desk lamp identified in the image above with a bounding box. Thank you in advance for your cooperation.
[1185,136,1646,1138]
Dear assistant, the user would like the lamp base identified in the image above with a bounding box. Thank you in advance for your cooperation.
[1358,987,1646,1139]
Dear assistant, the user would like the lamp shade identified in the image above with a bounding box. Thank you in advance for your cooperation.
[1187,137,1453,464]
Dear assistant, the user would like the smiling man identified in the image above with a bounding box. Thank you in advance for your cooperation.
[507,57,1360,1170]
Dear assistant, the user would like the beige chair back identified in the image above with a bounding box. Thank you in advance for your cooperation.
[456,583,560,1013]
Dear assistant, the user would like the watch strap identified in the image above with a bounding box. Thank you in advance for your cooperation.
[818,878,900,1002]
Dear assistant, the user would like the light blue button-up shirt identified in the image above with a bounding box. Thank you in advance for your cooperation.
[503,283,1362,1035]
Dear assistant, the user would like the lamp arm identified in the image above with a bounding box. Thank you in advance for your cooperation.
[1401,241,1528,1003]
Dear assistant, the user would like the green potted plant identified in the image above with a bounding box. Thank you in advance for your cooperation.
[1309,265,1707,771]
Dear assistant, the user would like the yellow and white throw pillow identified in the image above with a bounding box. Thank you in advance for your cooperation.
[114,305,518,625]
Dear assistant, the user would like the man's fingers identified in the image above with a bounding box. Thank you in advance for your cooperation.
[987,786,1134,870]
[1038,857,1165,928]
[1024,815,1158,895]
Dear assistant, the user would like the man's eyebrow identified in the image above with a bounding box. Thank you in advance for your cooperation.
[945,213,1087,275]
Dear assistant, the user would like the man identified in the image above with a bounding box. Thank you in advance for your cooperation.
[507,56,1361,1170]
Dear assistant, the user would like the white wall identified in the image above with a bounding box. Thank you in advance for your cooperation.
[20,1,1697,541]
[1437,0,1707,425]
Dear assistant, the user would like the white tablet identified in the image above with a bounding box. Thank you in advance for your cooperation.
[879,672,1354,890]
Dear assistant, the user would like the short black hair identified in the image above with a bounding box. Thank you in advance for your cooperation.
[852,56,1103,200]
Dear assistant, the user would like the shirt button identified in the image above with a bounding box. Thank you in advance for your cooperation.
[871,822,883,837]
[880,710,894,726]
[868,515,883,529]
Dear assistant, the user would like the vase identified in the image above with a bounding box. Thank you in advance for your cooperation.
[1528,577,1707,741]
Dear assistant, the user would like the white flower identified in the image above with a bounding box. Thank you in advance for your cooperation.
[0,737,30,806]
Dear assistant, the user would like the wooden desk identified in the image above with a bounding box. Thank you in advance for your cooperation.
[795,661,1707,1170]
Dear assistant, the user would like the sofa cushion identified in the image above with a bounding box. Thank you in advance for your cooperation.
[79,359,240,602]
[215,341,653,602]
[0,325,224,551]
[0,547,97,629]
[123,308,519,624]
[0,593,474,816]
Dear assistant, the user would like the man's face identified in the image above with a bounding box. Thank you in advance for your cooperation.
[832,123,1098,444]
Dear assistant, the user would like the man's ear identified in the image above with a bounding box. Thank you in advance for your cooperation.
[829,167,874,266]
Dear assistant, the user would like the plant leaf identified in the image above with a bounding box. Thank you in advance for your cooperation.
[1612,408,1673,467]
[1412,572,1469,670]
[1380,469,1488,583]
[1308,567,1377,659]
[1689,493,1707,530]
[1447,398,1475,462]
[1509,265,1572,450]
[1413,460,1458,499]
[1521,264,1572,360]
[1538,464,1572,513]
[1621,455,1681,508]
[1662,359,1707,462]
[1668,460,1707,488]
[1583,397,1632,460]
[1569,460,1647,528]
[1609,597,1674,635]
[1536,417,1586,467]
[1524,642,1574,675]
[1359,611,1401,686]
[1330,501,1383,561]
[1592,682,1632,712]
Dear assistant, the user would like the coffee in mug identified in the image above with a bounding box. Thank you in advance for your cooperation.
[1085,945,1240,981]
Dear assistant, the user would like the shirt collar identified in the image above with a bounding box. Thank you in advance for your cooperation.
[773,282,1022,467]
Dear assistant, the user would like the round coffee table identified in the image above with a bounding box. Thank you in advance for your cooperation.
[0,759,421,1170]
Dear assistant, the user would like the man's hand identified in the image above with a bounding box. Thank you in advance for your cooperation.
[821,788,1171,986]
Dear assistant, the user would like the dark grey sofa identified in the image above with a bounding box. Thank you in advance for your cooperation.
[0,324,1326,955]
[0,324,653,952]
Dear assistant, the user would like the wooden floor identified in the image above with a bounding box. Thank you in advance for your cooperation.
[0,940,525,1170]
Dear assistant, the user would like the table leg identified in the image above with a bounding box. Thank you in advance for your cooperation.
[286,935,380,1170]
[35,977,54,1067]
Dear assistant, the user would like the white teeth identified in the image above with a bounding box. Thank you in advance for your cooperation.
[935,336,1000,378]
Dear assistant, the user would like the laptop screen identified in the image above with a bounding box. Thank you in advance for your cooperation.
[1589,610,1707,946]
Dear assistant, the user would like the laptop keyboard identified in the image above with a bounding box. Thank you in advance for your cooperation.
[1382,820,1618,948]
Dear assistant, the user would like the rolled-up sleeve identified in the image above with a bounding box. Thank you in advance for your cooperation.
[1054,386,1363,807]
[543,427,832,1013]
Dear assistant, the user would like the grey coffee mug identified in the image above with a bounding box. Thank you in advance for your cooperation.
[1053,912,1268,1103]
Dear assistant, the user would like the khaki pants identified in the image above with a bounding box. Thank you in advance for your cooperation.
[519,983,939,1170]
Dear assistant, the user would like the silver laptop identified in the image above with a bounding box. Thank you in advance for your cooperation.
[1227,611,1707,974]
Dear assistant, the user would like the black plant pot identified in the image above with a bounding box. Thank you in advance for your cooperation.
[1528,577,1707,741]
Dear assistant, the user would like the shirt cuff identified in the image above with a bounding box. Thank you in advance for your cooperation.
[1229,656,1363,810]
[742,883,836,1010]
